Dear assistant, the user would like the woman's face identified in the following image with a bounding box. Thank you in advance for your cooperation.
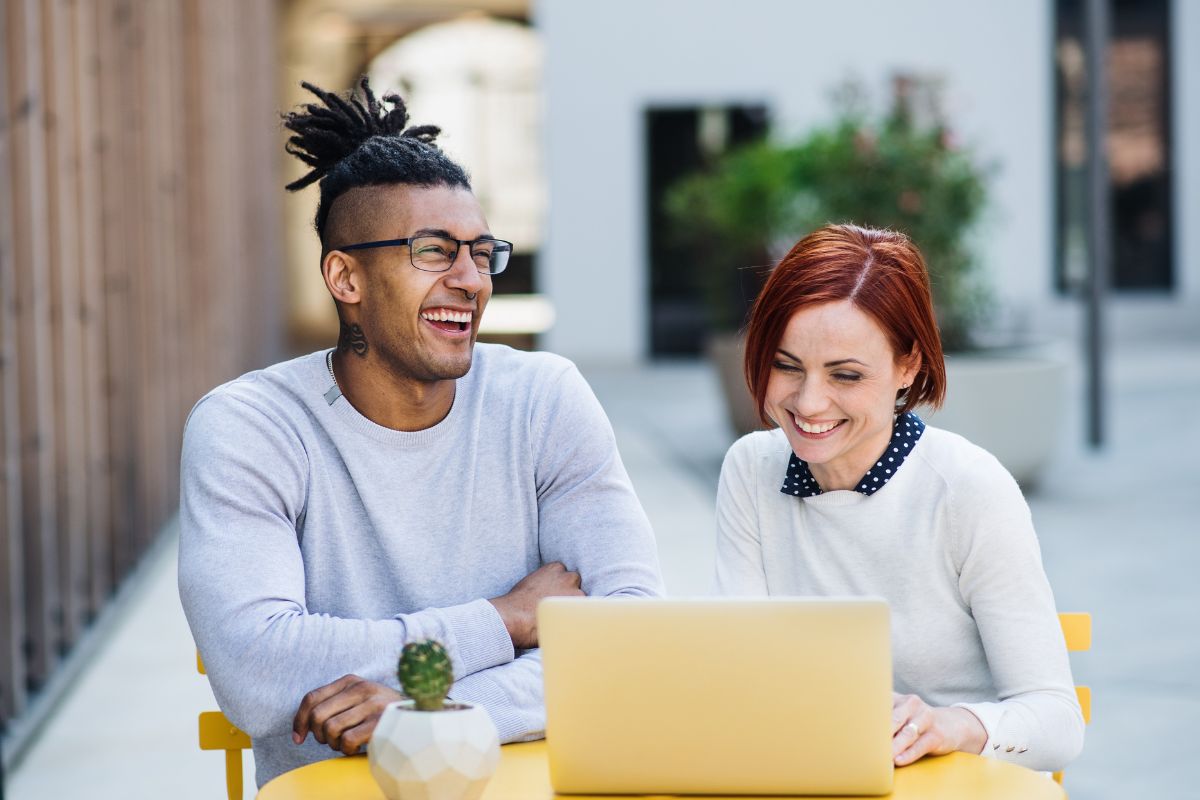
[764,300,920,491]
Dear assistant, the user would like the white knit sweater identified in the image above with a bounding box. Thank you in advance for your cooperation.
[714,425,1084,772]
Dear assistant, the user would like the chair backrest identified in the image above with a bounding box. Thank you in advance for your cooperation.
[197,651,252,800]
[1054,612,1091,786]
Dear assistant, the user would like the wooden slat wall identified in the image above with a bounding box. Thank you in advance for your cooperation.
[10,0,61,696]
[0,0,283,729]
[72,0,113,626]
[44,0,89,652]
[0,0,28,722]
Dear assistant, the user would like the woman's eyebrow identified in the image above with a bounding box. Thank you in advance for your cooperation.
[776,351,869,368]
[776,348,802,363]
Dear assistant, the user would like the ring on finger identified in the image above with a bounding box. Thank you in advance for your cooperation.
[902,722,920,737]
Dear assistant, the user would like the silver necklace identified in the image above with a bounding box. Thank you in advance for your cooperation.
[323,349,342,405]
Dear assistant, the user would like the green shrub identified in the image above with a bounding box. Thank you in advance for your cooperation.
[666,78,992,351]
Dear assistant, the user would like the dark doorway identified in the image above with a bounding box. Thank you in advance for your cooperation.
[1055,0,1174,292]
[646,106,769,356]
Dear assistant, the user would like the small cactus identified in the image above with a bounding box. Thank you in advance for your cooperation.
[397,639,453,711]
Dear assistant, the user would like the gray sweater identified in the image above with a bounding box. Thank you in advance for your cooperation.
[178,345,663,786]
[715,426,1084,772]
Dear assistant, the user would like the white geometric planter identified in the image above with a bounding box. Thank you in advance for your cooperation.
[368,700,500,800]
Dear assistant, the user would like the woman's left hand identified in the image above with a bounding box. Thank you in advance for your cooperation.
[891,692,988,766]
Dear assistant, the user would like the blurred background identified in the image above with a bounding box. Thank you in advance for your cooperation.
[1,1,1197,798]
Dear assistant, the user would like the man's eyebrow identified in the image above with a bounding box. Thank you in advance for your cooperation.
[412,228,495,241]
[411,228,454,239]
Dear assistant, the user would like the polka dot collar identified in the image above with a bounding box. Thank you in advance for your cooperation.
[780,412,926,498]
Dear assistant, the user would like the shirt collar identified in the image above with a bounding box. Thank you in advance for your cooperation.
[780,412,926,499]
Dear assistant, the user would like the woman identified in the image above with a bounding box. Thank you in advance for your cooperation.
[714,224,1084,772]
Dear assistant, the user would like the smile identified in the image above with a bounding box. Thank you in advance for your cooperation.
[420,307,473,333]
[792,414,846,437]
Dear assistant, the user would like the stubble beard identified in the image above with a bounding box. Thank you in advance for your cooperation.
[385,333,476,383]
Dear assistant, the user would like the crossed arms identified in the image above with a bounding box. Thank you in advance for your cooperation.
[178,358,663,766]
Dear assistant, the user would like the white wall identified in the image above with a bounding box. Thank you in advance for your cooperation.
[536,0,1200,363]
[536,0,1055,362]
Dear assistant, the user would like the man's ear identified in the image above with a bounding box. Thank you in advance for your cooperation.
[322,250,362,306]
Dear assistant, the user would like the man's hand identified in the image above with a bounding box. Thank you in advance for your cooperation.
[489,561,583,649]
[891,692,988,766]
[292,674,402,755]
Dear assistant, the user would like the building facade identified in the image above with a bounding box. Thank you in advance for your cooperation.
[536,0,1200,362]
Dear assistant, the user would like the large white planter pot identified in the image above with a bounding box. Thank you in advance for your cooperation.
[368,700,500,800]
[708,332,761,437]
[921,350,1067,487]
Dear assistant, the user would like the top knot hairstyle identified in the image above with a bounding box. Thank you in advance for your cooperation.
[282,76,471,244]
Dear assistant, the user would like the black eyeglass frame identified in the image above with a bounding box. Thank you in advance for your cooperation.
[335,236,513,275]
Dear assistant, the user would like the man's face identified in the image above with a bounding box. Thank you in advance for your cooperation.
[343,184,494,383]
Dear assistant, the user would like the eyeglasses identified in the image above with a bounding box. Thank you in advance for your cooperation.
[336,235,512,275]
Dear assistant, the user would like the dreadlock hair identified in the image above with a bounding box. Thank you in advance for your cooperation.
[282,76,471,246]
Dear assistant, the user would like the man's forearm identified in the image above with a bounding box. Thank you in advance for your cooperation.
[447,650,546,743]
[185,596,514,740]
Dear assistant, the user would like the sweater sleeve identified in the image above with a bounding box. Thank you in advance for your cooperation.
[949,453,1085,772]
[530,361,664,599]
[177,394,513,740]
[431,360,662,744]
[448,649,547,743]
[714,434,770,595]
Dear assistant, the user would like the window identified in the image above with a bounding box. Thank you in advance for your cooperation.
[1055,0,1174,292]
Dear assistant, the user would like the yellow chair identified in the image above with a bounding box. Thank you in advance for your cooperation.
[197,651,253,800]
[1053,612,1092,786]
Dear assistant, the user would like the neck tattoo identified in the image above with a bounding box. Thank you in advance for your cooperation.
[338,322,369,357]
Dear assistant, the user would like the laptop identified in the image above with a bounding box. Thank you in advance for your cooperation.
[538,597,893,796]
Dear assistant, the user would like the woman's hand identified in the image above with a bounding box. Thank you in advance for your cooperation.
[891,692,988,766]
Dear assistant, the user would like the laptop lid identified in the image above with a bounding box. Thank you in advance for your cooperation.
[539,597,893,796]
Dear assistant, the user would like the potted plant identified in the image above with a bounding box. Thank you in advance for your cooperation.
[666,76,1063,485]
[369,640,500,800]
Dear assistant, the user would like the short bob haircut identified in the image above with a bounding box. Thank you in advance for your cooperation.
[744,223,947,426]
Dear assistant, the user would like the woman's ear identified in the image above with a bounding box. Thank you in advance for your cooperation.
[899,345,922,389]
[323,250,362,306]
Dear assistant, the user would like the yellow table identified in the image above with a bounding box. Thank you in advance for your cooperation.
[257,740,1066,799]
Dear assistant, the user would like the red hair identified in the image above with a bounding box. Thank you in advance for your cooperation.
[744,224,946,425]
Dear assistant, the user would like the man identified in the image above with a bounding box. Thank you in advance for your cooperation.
[178,79,663,787]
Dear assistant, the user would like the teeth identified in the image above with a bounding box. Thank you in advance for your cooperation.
[795,416,839,434]
[421,309,472,323]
